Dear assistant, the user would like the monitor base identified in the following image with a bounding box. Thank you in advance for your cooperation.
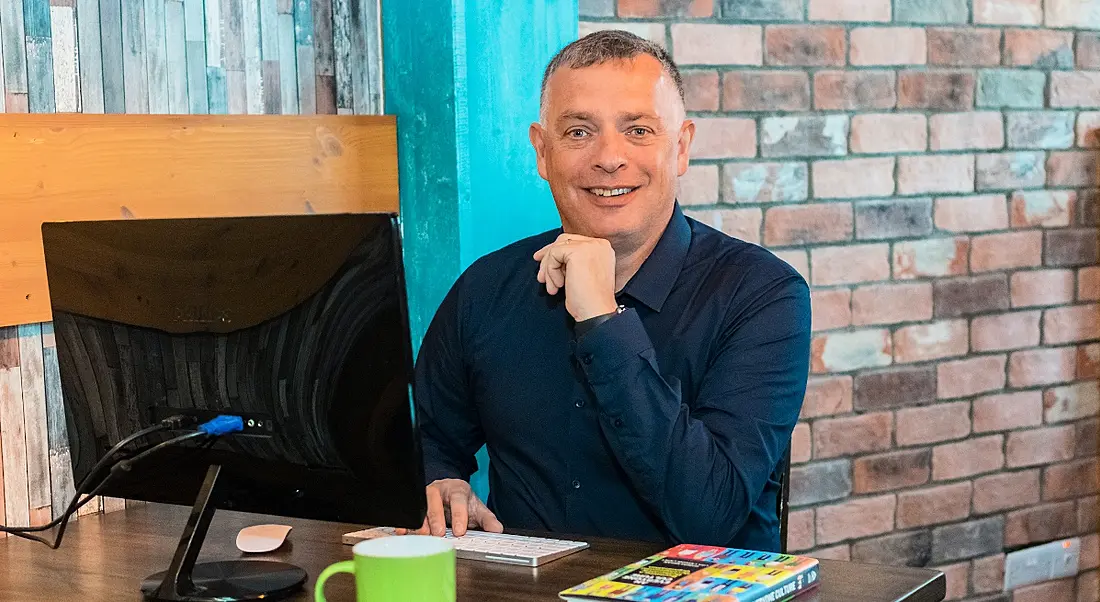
[140,464,306,602]
[141,560,306,602]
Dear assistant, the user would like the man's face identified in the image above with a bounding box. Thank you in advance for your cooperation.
[529,55,695,244]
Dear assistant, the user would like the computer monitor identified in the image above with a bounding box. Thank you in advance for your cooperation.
[40,213,428,602]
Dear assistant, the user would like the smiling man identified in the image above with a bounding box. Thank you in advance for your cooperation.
[408,30,811,552]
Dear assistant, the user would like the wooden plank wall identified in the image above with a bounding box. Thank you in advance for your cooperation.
[0,0,384,533]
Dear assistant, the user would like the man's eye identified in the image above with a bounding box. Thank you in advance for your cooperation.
[630,127,648,136]
[567,129,589,138]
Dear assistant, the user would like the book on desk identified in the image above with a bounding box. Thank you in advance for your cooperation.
[558,543,820,602]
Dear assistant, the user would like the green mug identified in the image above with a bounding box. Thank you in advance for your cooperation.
[315,535,456,602]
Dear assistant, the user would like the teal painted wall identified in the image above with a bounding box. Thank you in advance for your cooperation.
[381,0,464,353]
[386,0,576,347]
[459,1,575,266]
[383,1,577,500]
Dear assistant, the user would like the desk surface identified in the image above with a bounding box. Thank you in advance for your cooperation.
[0,503,944,602]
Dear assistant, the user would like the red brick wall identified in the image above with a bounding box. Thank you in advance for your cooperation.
[579,1,1100,600]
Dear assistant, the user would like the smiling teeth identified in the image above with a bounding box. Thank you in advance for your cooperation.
[591,188,633,197]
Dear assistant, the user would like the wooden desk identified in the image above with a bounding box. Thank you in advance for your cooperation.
[0,503,945,602]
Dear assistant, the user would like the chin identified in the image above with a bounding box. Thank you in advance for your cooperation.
[576,214,643,242]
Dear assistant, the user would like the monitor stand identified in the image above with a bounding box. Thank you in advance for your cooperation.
[140,464,307,602]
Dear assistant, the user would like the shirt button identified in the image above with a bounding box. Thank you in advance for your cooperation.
[614,418,624,428]
[581,354,593,365]
[572,480,581,490]
[575,399,585,408]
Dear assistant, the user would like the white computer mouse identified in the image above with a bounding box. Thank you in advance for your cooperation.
[236,524,293,553]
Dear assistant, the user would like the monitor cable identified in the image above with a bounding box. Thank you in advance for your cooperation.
[0,414,243,549]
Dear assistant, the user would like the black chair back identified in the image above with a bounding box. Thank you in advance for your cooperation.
[777,445,792,554]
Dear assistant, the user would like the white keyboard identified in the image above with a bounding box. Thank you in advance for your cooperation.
[342,527,589,567]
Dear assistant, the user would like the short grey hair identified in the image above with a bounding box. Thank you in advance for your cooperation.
[539,30,684,120]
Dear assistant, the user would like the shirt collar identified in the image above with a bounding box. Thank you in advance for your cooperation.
[618,202,691,313]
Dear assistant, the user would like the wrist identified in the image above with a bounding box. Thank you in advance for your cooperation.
[575,300,620,322]
[573,304,626,340]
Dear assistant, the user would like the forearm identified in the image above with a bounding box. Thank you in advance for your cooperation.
[420,433,477,484]
[413,274,484,487]
[575,278,811,545]
[576,311,754,544]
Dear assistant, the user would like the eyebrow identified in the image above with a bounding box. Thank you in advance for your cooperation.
[557,111,595,125]
[556,111,660,127]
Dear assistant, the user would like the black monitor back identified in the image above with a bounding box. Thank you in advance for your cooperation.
[40,213,426,529]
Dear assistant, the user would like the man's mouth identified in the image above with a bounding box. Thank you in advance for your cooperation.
[586,187,638,198]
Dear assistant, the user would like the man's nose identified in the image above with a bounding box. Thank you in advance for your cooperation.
[593,134,627,173]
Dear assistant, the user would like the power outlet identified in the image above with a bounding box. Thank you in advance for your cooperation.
[1004,538,1080,590]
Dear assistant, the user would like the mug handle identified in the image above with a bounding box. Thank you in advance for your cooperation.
[314,560,355,602]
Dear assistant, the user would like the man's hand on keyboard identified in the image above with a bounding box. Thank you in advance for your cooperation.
[396,478,503,537]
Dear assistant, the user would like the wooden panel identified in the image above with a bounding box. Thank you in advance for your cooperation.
[49,5,79,112]
[226,69,246,114]
[260,0,279,61]
[17,325,50,511]
[165,0,188,114]
[99,0,125,113]
[0,30,6,112]
[297,46,316,115]
[144,0,169,114]
[206,66,228,113]
[0,329,29,527]
[4,93,28,112]
[182,0,207,113]
[75,0,103,112]
[260,0,279,111]
[294,0,315,114]
[23,0,51,38]
[277,12,298,114]
[41,326,75,520]
[120,0,149,113]
[25,1,55,113]
[263,60,281,114]
[331,0,351,110]
[313,0,334,77]
[241,0,263,114]
[205,0,222,68]
[0,113,398,327]
[25,37,57,113]
[222,0,245,72]
[1,0,30,95]
[185,41,209,114]
[349,0,379,114]
[223,0,246,114]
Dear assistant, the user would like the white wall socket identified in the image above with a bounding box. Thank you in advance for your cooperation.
[1004,538,1080,590]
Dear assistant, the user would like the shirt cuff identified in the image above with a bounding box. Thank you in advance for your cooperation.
[573,308,654,383]
[423,462,464,485]
[573,310,618,341]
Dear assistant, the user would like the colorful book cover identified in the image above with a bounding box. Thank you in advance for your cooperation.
[559,544,820,602]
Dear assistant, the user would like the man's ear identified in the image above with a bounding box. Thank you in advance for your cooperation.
[676,119,695,177]
[529,122,549,182]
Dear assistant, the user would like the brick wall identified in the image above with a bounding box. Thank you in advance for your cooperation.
[580,1,1100,600]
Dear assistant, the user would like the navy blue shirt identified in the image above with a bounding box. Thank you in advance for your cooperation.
[414,204,811,552]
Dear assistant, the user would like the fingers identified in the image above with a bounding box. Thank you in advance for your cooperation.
[539,247,567,295]
[474,502,504,534]
[400,481,503,539]
[532,242,553,262]
[534,236,578,296]
[417,485,446,536]
[449,491,470,537]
